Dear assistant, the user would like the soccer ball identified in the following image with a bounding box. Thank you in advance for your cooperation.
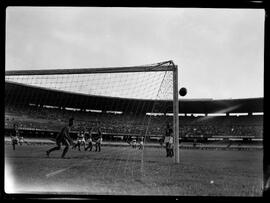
[179,87,187,96]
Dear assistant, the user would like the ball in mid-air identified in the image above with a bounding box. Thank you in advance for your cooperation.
[179,87,187,96]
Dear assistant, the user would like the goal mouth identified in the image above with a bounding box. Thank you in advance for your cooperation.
[5,61,180,163]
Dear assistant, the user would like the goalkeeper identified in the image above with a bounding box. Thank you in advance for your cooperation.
[46,117,75,158]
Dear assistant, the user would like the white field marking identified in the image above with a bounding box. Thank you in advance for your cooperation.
[46,167,71,178]
[45,159,92,178]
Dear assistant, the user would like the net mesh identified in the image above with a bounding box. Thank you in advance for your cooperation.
[5,65,175,182]
[6,71,173,100]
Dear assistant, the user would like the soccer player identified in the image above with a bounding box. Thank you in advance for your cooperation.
[95,127,102,152]
[17,125,28,146]
[164,123,173,157]
[138,137,144,150]
[131,138,137,148]
[125,135,132,145]
[85,127,93,151]
[46,117,74,158]
[18,135,27,145]
[10,123,19,150]
[168,134,174,157]
[159,137,164,148]
[72,130,86,151]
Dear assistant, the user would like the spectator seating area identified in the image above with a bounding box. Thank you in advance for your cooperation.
[5,104,263,139]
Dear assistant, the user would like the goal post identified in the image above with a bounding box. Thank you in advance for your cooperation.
[173,65,180,163]
[5,61,180,163]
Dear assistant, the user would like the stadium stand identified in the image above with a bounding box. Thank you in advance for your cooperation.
[5,103,263,142]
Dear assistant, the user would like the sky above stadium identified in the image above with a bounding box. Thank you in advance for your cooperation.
[5,7,264,99]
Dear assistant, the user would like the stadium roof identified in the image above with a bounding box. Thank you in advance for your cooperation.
[5,81,263,114]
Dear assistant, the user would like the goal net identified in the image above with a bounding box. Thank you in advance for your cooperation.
[5,61,179,181]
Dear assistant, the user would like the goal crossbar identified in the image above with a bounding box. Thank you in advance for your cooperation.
[5,65,175,76]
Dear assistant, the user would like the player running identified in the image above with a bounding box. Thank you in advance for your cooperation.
[46,117,74,158]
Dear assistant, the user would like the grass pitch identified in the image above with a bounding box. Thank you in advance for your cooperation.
[5,143,263,196]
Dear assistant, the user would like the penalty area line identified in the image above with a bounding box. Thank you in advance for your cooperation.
[46,167,71,178]
[45,159,92,178]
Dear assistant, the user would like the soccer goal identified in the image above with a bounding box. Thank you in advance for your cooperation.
[5,60,180,163]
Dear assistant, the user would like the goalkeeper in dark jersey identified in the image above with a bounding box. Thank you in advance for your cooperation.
[46,117,74,158]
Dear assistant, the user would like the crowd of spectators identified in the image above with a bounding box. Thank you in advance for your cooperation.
[5,104,263,138]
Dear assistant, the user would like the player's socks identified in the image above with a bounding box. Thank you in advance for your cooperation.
[61,147,69,158]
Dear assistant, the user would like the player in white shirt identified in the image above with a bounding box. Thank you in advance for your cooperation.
[72,130,86,151]
[138,137,144,150]
[168,134,174,157]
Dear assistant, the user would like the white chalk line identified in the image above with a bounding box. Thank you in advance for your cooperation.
[45,159,92,178]
[46,167,71,178]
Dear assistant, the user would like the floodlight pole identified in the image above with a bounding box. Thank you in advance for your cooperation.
[173,65,180,163]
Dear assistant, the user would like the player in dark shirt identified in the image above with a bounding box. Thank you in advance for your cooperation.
[11,123,19,150]
[95,127,102,152]
[164,123,173,157]
[46,118,74,158]
[85,127,93,151]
